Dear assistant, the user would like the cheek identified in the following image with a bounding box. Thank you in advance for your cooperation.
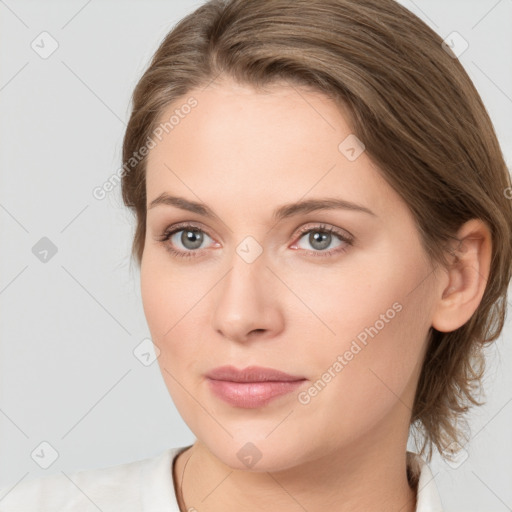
[140,246,208,339]
[140,257,169,341]
[140,255,190,374]
[292,247,433,408]
[281,244,430,349]
[140,254,223,436]
[292,295,431,451]
[140,250,215,380]
[140,260,201,412]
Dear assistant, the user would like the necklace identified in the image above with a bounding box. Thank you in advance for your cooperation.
[178,447,194,512]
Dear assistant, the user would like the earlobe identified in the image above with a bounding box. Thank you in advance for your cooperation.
[431,219,492,333]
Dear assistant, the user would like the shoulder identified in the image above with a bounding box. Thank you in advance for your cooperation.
[0,445,189,512]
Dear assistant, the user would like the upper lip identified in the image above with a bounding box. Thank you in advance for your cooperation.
[206,365,306,383]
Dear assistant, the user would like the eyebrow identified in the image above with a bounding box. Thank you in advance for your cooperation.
[147,193,376,221]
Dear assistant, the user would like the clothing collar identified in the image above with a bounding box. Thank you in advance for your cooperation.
[407,451,444,511]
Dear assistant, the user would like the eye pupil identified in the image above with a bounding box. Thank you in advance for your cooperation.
[310,231,331,250]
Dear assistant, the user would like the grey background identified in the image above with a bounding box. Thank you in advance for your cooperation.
[0,0,511,510]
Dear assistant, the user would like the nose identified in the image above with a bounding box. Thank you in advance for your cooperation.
[211,249,284,343]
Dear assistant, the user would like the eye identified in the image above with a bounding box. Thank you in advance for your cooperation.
[291,223,353,257]
[157,223,217,259]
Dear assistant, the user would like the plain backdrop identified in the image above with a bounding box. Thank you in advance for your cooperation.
[0,0,511,510]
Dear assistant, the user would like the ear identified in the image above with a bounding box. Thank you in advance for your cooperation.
[431,219,492,333]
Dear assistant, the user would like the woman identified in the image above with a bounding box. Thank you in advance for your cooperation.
[1,0,510,510]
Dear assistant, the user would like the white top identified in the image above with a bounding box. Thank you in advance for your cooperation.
[0,446,443,511]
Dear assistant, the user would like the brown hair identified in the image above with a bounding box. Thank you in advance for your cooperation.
[121,0,512,462]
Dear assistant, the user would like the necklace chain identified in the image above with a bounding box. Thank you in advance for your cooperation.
[178,447,194,512]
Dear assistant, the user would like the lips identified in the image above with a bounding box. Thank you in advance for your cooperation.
[204,366,307,408]
[205,365,306,383]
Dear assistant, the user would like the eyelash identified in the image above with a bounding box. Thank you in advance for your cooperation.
[156,222,354,260]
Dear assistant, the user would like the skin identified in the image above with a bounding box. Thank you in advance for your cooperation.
[141,77,492,512]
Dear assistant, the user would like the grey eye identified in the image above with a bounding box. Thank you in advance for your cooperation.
[172,229,211,251]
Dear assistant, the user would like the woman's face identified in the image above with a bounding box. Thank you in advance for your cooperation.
[141,78,442,470]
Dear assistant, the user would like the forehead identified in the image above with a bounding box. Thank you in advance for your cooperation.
[144,79,402,221]
[147,78,351,163]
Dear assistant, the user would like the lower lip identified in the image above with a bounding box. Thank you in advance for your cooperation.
[206,378,306,408]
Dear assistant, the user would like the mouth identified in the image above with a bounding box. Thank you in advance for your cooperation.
[205,365,307,408]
